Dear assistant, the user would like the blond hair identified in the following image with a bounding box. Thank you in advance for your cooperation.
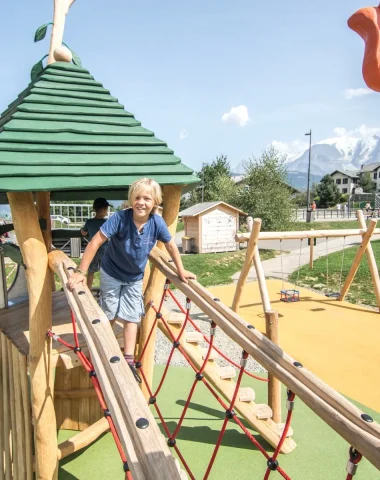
[128,178,163,213]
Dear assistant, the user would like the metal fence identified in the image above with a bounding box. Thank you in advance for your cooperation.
[50,204,113,228]
[294,209,357,220]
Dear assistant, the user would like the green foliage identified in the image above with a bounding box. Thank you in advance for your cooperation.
[34,23,52,42]
[189,155,238,205]
[316,175,341,207]
[235,147,294,231]
[340,193,349,203]
[31,59,44,82]
[63,43,82,67]
[359,172,376,193]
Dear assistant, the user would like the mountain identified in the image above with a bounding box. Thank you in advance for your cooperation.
[232,134,380,190]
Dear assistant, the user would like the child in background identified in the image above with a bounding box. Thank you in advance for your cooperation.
[80,197,110,289]
[69,178,196,381]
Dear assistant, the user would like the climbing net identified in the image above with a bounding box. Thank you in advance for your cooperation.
[48,278,364,480]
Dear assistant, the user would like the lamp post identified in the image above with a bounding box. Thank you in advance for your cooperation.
[305,129,312,222]
[201,162,207,203]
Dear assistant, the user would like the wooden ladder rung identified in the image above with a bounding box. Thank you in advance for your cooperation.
[201,347,219,360]
[256,404,273,420]
[167,312,185,326]
[276,423,294,438]
[185,331,204,343]
[219,366,236,379]
[238,387,256,402]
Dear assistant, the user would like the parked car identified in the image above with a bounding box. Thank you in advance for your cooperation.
[51,215,70,225]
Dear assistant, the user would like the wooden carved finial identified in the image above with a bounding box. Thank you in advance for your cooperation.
[47,0,76,64]
[53,45,73,62]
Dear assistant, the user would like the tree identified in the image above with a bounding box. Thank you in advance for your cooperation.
[235,147,295,231]
[316,175,341,207]
[359,172,376,193]
[188,154,237,205]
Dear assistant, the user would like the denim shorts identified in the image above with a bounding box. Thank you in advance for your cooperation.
[100,267,145,323]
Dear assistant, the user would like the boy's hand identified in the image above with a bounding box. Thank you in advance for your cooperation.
[67,272,87,290]
[179,270,197,284]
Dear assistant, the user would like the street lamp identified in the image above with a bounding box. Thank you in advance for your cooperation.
[201,162,208,203]
[305,129,312,221]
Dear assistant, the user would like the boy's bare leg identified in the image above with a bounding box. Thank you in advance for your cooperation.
[123,321,138,358]
[87,272,95,290]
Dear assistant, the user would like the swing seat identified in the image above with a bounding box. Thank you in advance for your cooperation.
[280,289,300,302]
[325,292,341,298]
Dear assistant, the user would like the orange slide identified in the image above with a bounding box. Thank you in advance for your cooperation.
[348,4,380,92]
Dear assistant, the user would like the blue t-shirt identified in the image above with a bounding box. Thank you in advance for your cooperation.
[100,209,172,282]
[82,218,108,254]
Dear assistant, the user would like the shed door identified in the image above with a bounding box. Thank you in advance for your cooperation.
[201,210,237,252]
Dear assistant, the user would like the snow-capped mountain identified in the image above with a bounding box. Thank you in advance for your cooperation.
[232,134,380,190]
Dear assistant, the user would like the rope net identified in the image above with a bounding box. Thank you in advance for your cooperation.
[48,278,364,479]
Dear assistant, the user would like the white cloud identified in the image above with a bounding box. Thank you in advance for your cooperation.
[344,88,373,99]
[333,124,380,138]
[179,128,188,140]
[271,139,309,155]
[221,105,250,127]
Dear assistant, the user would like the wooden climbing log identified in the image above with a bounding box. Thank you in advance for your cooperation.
[47,0,76,64]
[49,250,183,480]
[57,418,110,460]
[7,192,58,480]
[36,191,55,292]
[232,218,261,313]
[138,185,181,399]
[149,247,380,470]
[357,210,380,312]
[253,246,272,313]
[265,310,281,424]
[236,228,380,242]
[339,218,377,301]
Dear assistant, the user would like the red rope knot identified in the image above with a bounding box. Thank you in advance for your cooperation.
[286,389,296,411]
[210,321,217,336]
[240,350,249,368]
[164,279,171,290]
[185,297,191,310]
[346,447,362,477]
[46,330,59,341]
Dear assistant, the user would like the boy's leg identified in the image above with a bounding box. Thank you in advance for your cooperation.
[123,321,138,359]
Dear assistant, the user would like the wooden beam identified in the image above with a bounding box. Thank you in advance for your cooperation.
[36,191,55,292]
[265,311,281,424]
[339,218,377,301]
[357,210,380,312]
[57,418,109,460]
[49,250,183,480]
[7,192,58,480]
[47,0,76,64]
[236,228,380,242]
[138,185,181,399]
[253,248,272,313]
[55,389,97,399]
[232,218,261,313]
[148,247,380,470]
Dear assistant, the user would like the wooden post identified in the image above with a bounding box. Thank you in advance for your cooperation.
[138,185,182,398]
[253,248,272,313]
[265,310,281,423]
[232,218,261,312]
[47,0,76,65]
[309,229,314,269]
[7,192,58,480]
[36,191,55,291]
[357,210,380,312]
[339,218,377,301]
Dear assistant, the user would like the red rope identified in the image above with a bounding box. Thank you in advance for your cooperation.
[346,447,362,480]
[167,288,268,382]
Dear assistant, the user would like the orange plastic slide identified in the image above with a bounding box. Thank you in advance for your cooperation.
[348,4,380,92]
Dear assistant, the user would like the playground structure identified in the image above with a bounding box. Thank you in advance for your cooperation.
[0,1,380,479]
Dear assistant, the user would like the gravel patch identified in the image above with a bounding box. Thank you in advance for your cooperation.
[154,289,266,374]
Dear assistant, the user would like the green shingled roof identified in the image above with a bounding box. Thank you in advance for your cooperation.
[0,62,199,200]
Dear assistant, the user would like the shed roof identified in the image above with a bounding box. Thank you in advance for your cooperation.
[0,62,199,201]
[179,201,247,217]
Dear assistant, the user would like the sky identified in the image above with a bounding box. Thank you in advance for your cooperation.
[1,0,379,174]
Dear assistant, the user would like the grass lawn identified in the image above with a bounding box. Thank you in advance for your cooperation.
[181,249,276,288]
[5,262,17,289]
[288,220,363,231]
[54,249,276,291]
[289,240,380,307]
[176,220,184,232]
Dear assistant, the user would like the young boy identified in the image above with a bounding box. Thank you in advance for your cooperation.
[68,178,196,381]
[80,198,110,290]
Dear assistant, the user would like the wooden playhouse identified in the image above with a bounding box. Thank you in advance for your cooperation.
[0,2,199,477]
[179,201,246,254]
